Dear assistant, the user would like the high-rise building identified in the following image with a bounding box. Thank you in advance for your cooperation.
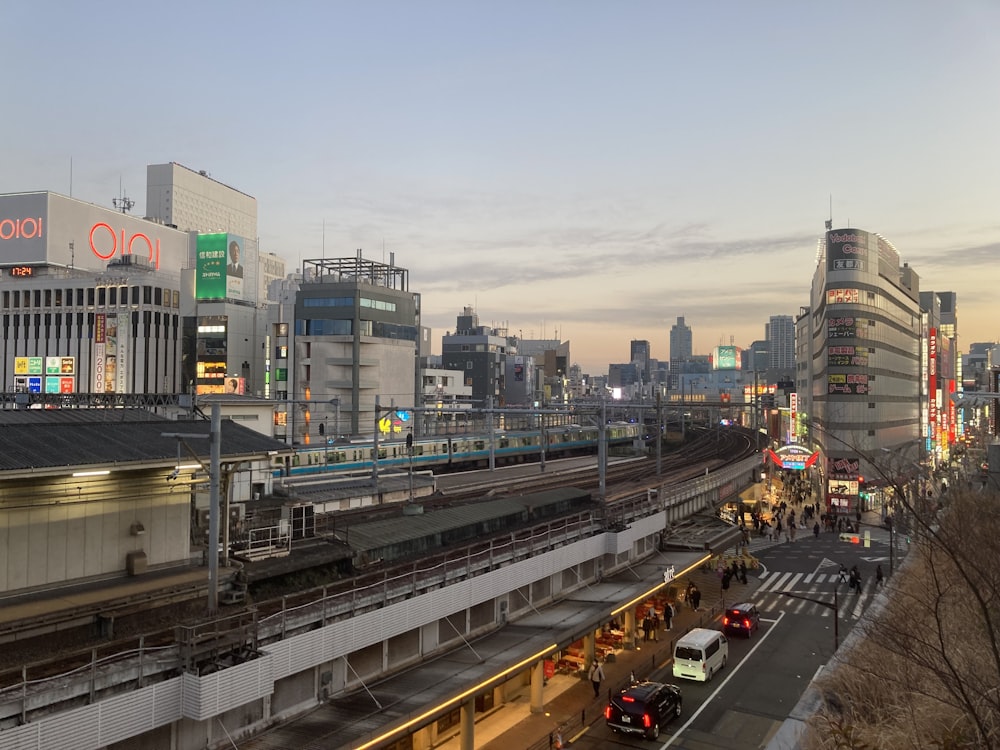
[630,339,651,383]
[669,316,692,370]
[767,315,795,374]
[146,162,257,241]
[803,227,923,515]
[920,290,962,453]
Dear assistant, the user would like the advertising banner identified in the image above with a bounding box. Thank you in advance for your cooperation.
[197,233,246,300]
[116,313,129,393]
[827,316,867,339]
[828,373,869,395]
[94,313,106,392]
[826,229,870,273]
[196,233,228,300]
[828,455,860,476]
[712,345,740,371]
[827,345,869,367]
[104,314,119,393]
[826,288,860,305]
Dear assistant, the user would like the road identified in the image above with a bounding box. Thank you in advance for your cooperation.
[566,519,906,749]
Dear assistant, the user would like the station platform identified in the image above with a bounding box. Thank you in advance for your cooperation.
[433,566,760,750]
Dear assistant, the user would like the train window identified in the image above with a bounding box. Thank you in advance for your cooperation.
[473,440,485,451]
[499,439,509,448]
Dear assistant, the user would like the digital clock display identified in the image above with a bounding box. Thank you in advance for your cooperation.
[8,266,33,277]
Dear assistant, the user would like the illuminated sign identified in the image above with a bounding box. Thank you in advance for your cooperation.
[828,373,869,395]
[826,288,860,305]
[14,357,43,375]
[0,217,43,240]
[89,222,161,269]
[46,357,75,375]
[826,229,870,273]
[6,266,34,277]
[768,445,819,471]
[828,479,859,497]
[828,345,869,367]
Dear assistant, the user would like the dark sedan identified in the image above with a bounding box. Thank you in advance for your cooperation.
[605,680,682,740]
[722,602,761,637]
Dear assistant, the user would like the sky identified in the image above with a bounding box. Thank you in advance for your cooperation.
[2,2,998,374]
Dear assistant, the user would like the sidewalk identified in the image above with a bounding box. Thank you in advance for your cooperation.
[441,568,764,750]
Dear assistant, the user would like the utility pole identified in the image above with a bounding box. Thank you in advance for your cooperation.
[162,402,222,615]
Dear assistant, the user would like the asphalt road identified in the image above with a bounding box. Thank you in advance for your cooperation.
[567,522,907,749]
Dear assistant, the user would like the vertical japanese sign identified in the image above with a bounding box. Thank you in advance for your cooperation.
[94,313,106,392]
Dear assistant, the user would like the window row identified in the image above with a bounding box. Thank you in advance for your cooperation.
[2,286,179,310]
[302,296,397,312]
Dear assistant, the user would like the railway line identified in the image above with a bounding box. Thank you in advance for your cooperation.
[0,427,757,702]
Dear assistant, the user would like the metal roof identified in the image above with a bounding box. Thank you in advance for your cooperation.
[342,488,590,553]
[0,409,292,473]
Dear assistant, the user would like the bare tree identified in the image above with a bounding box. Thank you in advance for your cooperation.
[801,462,1000,749]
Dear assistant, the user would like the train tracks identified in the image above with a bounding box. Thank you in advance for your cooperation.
[0,428,757,696]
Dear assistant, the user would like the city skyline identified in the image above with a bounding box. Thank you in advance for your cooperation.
[2,2,997,374]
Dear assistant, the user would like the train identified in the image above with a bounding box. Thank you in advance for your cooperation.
[271,422,644,478]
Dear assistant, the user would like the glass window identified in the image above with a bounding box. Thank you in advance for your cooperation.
[98,288,106,306]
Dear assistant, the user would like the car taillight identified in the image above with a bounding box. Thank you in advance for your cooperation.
[622,695,636,702]
[604,705,612,720]
[643,713,653,728]
[723,616,730,625]
[744,619,751,628]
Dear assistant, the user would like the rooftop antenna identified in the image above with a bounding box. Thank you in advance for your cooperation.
[322,219,326,261]
[824,194,833,231]
[112,177,134,214]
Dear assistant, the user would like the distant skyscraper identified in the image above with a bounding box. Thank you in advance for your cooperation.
[767,315,795,373]
[630,339,651,382]
[669,317,692,368]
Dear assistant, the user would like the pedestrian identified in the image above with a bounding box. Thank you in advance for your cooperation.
[642,614,652,642]
[813,521,820,538]
[691,585,702,611]
[589,659,605,698]
[739,560,747,584]
[686,581,696,609]
[875,564,884,587]
[663,601,673,631]
[554,730,565,749]
[721,570,731,592]
[838,564,848,584]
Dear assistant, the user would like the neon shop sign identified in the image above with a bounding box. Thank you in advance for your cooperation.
[89,222,161,269]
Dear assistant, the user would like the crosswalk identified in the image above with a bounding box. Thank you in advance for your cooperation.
[751,569,880,620]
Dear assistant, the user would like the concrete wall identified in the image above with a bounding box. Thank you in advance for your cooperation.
[0,482,190,593]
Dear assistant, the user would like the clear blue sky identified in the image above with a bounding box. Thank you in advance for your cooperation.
[3,1,997,373]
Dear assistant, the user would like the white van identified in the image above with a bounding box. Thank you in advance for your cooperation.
[672,627,729,682]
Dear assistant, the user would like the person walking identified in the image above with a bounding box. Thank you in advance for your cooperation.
[813,521,820,539]
[839,564,848,584]
[690,585,702,611]
[739,560,748,584]
[589,659,605,698]
[875,564,884,587]
[663,601,673,631]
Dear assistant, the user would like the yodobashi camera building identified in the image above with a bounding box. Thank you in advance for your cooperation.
[0,190,192,395]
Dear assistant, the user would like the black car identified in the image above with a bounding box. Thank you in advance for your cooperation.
[722,602,760,637]
[605,680,682,740]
